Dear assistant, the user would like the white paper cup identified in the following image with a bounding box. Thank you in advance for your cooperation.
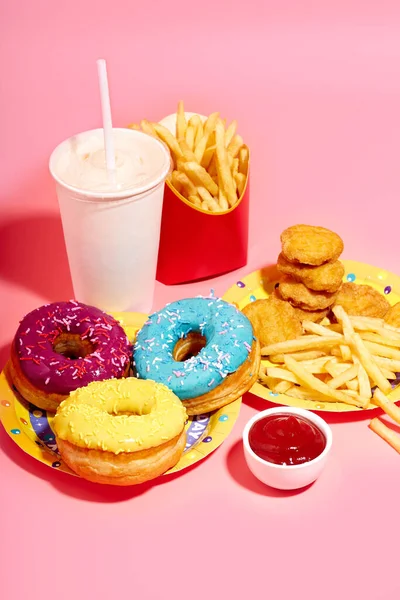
[49,128,171,314]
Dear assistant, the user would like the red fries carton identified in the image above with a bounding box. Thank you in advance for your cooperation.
[156,173,250,284]
[155,109,250,284]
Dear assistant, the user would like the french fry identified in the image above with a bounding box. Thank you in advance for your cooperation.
[239,146,249,175]
[363,340,400,360]
[235,172,246,197]
[194,134,209,164]
[266,367,302,385]
[182,161,219,197]
[353,357,372,399]
[349,316,384,331]
[185,125,195,151]
[332,305,355,342]
[153,123,183,161]
[284,356,368,408]
[274,380,294,394]
[127,122,141,130]
[171,170,183,195]
[176,101,187,140]
[171,171,198,198]
[227,134,244,158]
[261,335,343,356]
[346,379,359,391]
[224,120,237,147]
[340,345,352,361]
[178,139,197,162]
[361,331,400,348]
[350,333,392,395]
[302,320,343,338]
[201,145,215,170]
[215,119,237,207]
[203,112,219,137]
[188,195,202,208]
[140,119,158,137]
[269,350,327,363]
[372,388,400,423]
[218,188,229,211]
[369,418,400,453]
[231,157,239,179]
[373,355,400,372]
[327,365,359,389]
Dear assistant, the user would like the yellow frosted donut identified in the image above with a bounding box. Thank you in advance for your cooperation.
[53,378,187,485]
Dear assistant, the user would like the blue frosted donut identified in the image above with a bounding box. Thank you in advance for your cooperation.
[133,297,254,400]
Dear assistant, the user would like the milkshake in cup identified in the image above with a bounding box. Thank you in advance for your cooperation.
[49,128,171,313]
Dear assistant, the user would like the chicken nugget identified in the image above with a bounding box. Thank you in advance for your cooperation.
[385,302,400,327]
[277,253,344,292]
[334,282,390,318]
[241,296,302,347]
[278,275,338,310]
[281,224,344,266]
[272,289,329,322]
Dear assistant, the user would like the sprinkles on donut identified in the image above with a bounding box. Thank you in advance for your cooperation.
[10,301,132,411]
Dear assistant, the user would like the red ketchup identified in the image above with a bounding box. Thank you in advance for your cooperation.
[248,414,326,466]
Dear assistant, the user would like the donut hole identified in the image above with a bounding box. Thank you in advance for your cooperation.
[53,334,94,360]
[173,332,207,362]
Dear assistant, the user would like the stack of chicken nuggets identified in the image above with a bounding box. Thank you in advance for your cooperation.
[276,224,345,322]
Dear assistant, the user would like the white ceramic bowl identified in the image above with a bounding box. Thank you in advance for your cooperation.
[242,407,332,490]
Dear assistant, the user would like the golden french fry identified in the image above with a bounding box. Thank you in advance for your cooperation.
[239,146,249,175]
[327,365,359,389]
[302,320,343,338]
[197,186,215,204]
[269,350,327,363]
[127,122,141,130]
[373,355,400,372]
[235,172,246,197]
[284,356,368,408]
[201,200,210,211]
[218,188,229,211]
[266,367,302,385]
[231,157,239,179]
[203,112,219,137]
[215,119,238,207]
[178,139,197,162]
[363,340,400,360]
[350,333,392,395]
[188,195,202,208]
[194,119,204,147]
[182,162,219,197]
[153,123,183,160]
[332,305,355,342]
[372,388,400,423]
[172,171,198,198]
[201,145,215,169]
[360,332,400,348]
[185,125,195,151]
[285,386,335,403]
[349,316,385,331]
[227,134,244,158]
[170,170,183,194]
[261,335,343,356]
[194,134,209,164]
[369,418,400,453]
[274,380,294,394]
[353,357,372,399]
[346,379,359,391]
[176,100,187,140]
[140,120,158,137]
[340,345,352,361]
[224,120,237,147]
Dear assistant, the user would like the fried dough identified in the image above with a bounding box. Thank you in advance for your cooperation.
[384,302,400,327]
[334,282,390,318]
[277,253,344,293]
[278,275,338,310]
[241,296,302,347]
[281,224,344,266]
[272,289,329,323]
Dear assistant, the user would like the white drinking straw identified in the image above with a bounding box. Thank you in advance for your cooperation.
[97,58,116,174]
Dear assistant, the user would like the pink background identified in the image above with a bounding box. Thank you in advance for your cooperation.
[1,2,400,599]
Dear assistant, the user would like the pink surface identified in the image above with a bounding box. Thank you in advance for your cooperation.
[1,2,400,599]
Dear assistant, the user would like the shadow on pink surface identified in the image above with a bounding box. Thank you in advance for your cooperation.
[0,213,73,301]
[0,422,216,503]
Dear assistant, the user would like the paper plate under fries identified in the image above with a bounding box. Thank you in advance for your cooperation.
[0,312,241,479]
[222,260,400,412]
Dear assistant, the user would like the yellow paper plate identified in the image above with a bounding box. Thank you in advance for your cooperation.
[0,312,241,478]
[222,260,400,412]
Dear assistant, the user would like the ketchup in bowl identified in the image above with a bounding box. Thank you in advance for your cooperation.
[248,413,326,466]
